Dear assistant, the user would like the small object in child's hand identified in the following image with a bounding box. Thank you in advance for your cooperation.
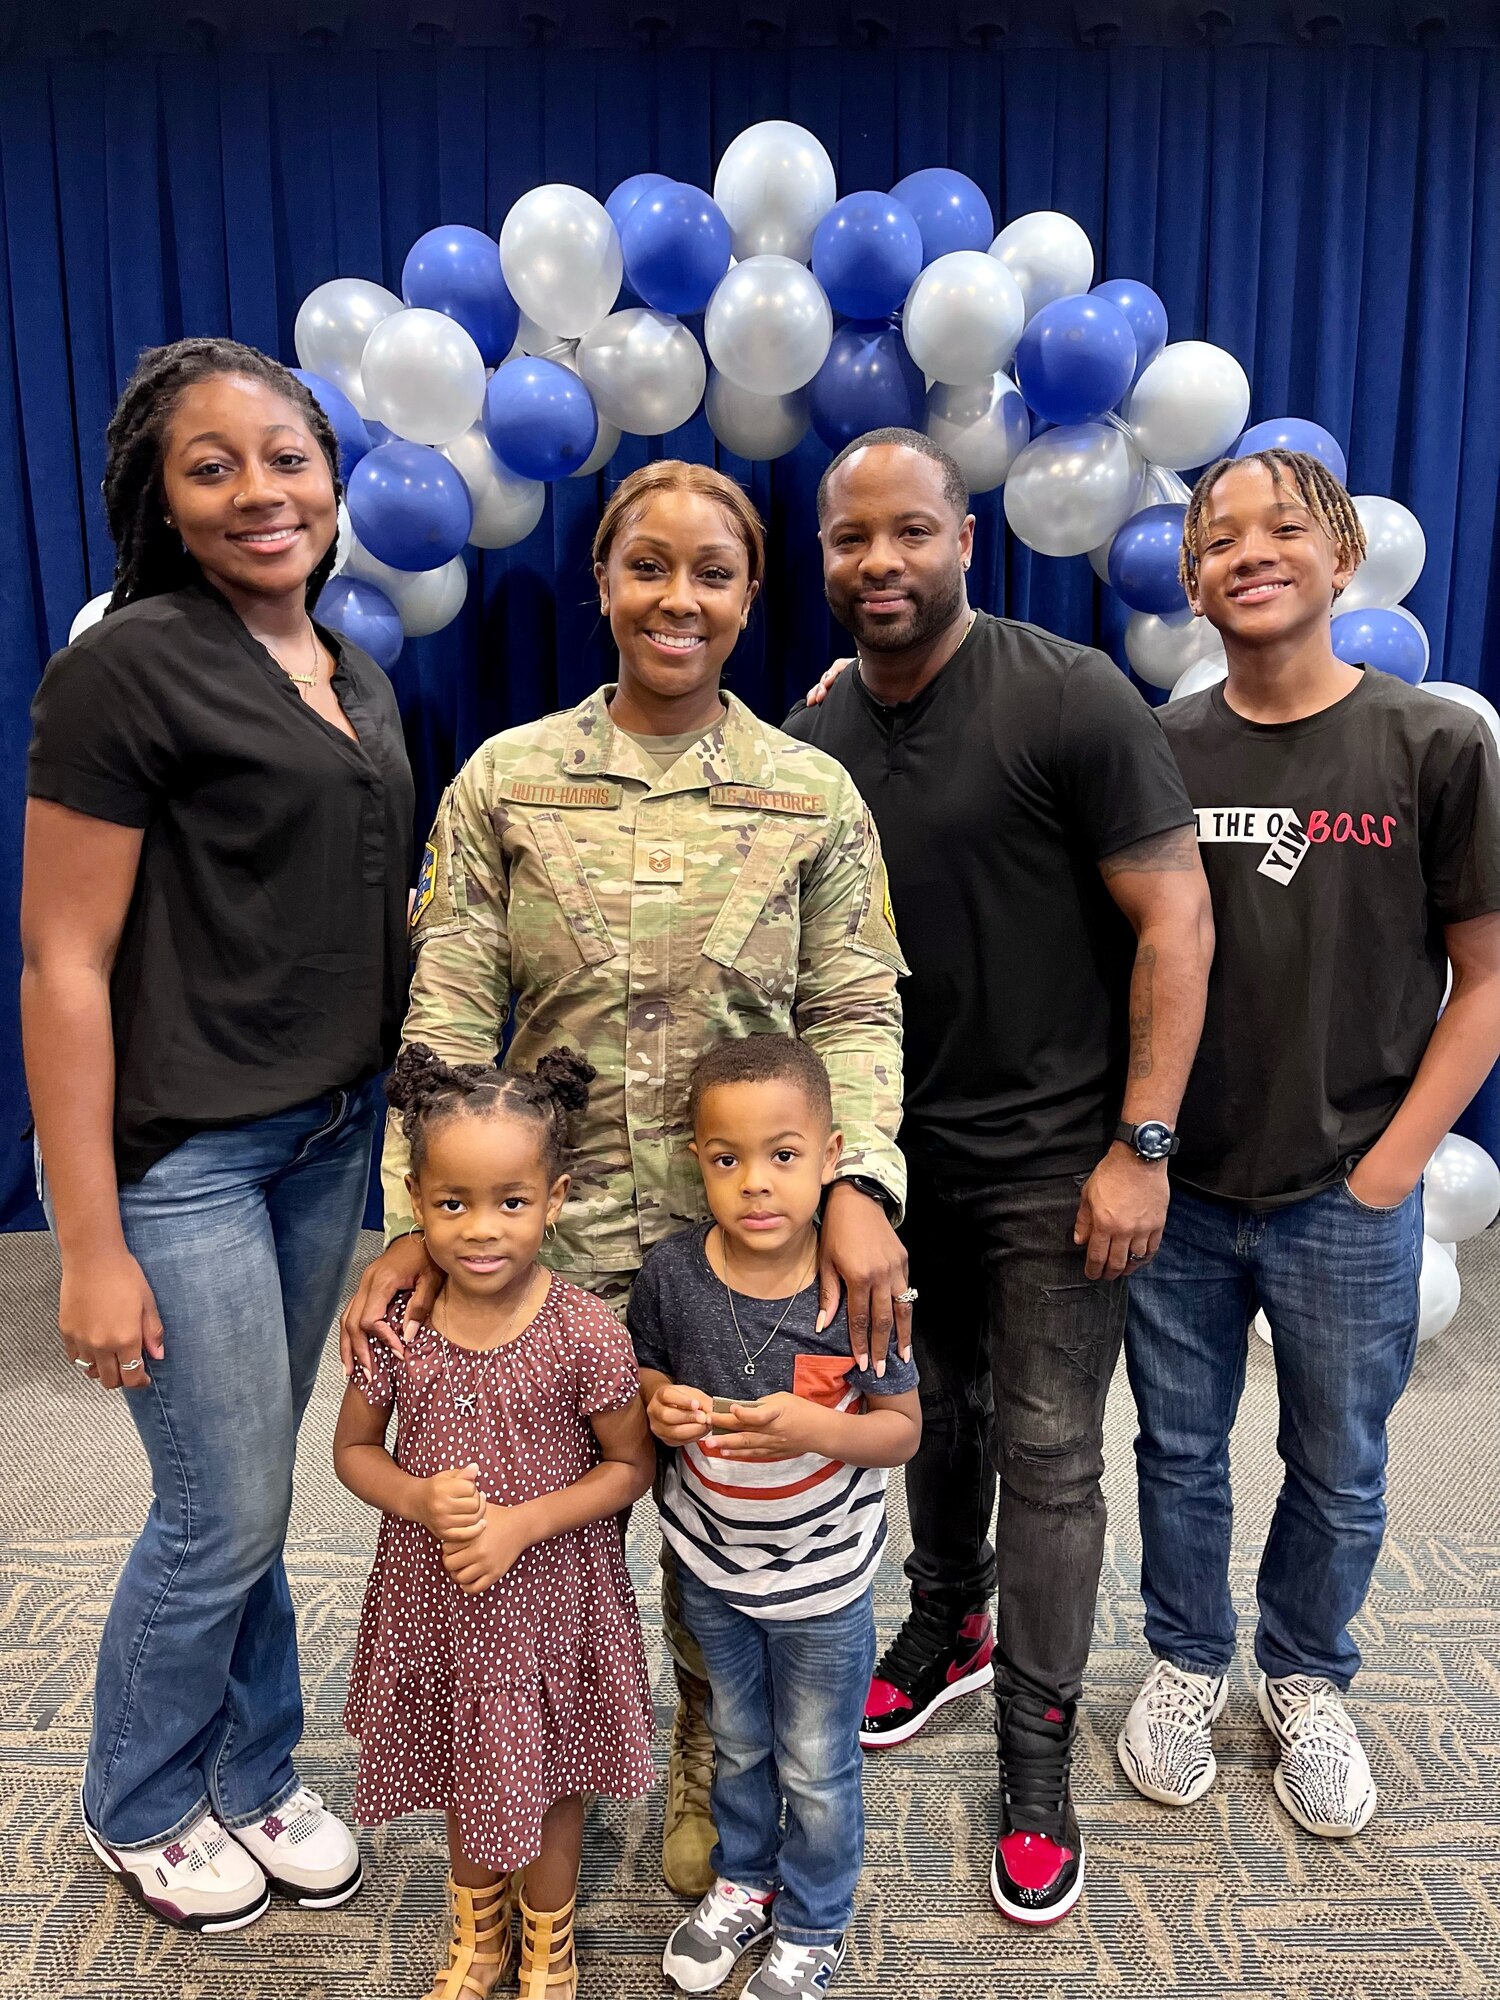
[711,1395,761,1424]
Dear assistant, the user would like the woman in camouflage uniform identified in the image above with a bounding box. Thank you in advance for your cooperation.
[342,462,910,1901]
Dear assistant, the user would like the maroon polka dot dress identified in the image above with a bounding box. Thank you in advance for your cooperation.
[343,1277,656,1871]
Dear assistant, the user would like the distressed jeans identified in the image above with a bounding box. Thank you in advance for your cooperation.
[899,1170,1128,1709]
[45,1085,376,1848]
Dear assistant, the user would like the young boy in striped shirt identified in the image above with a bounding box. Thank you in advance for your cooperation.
[629,1035,921,2000]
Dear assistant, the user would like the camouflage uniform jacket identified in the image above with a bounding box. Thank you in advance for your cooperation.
[382,686,909,1284]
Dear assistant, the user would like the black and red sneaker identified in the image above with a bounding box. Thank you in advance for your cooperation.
[859,1601,995,1749]
[989,1693,1085,1926]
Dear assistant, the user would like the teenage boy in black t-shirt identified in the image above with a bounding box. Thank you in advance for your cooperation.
[1119,450,1500,1842]
[784,429,1214,1926]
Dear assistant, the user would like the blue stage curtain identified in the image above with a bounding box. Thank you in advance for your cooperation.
[2,44,1499,1227]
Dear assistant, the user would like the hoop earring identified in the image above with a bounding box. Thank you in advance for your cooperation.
[545,1222,558,1243]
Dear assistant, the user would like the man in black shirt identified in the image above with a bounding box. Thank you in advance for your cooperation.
[1117,451,1500,1844]
[783,429,1213,1926]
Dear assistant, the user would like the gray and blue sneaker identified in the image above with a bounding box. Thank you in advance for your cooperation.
[742,1935,847,1998]
[662,1877,774,1993]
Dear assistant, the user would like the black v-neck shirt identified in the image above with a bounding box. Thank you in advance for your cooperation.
[28,581,416,1181]
[783,611,1193,1181]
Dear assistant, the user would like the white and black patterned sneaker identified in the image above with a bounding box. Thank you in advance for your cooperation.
[1257,1672,1377,1837]
[741,1934,847,1998]
[663,1877,774,1993]
[1117,1660,1230,1806]
[229,1785,363,1908]
[82,1798,270,1933]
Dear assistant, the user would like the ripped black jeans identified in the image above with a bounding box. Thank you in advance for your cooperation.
[899,1169,1127,1710]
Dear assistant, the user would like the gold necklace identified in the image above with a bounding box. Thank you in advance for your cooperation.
[268,622,322,688]
[856,605,976,686]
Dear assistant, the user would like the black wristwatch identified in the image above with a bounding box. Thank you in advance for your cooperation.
[835,1173,901,1221]
[1115,1119,1180,1163]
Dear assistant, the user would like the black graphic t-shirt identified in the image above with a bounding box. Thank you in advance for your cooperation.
[1162,670,1500,1205]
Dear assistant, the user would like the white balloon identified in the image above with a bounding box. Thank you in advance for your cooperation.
[704,256,832,396]
[294,277,404,413]
[712,119,836,263]
[359,307,487,447]
[440,426,545,549]
[575,309,706,436]
[1338,495,1427,612]
[926,373,1030,494]
[1003,421,1144,559]
[344,539,468,636]
[1251,1309,1273,1347]
[512,312,576,363]
[1436,1240,1458,1260]
[499,185,622,341]
[989,211,1095,322]
[902,251,1026,388]
[1422,679,1500,754]
[1125,610,1222,690]
[1124,341,1251,472]
[68,591,112,643]
[1423,1133,1500,1243]
[705,370,809,460]
[1418,1235,1460,1342]
[330,500,353,576]
[570,417,622,478]
[1168,650,1230,702]
[1087,466,1191,580]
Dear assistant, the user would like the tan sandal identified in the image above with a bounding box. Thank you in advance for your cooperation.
[517,1885,577,1999]
[421,1873,515,2000]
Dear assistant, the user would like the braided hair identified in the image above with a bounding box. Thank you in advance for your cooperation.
[387,1042,597,1182]
[101,337,343,615]
[1179,448,1367,603]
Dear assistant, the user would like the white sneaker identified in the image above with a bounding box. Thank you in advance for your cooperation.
[82,1799,270,1933]
[1257,1672,1377,1836]
[1117,1659,1230,1806]
[229,1785,363,1907]
[663,1877,775,1992]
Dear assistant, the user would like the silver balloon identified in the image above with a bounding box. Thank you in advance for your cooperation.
[1423,679,1500,754]
[1423,1133,1500,1243]
[499,184,622,341]
[704,256,832,396]
[575,309,706,436]
[903,251,1026,388]
[1125,611,1222,690]
[1123,341,1251,472]
[360,307,487,446]
[1417,1235,1460,1342]
[440,426,545,549]
[68,591,112,643]
[293,278,404,414]
[345,538,468,637]
[330,500,353,576]
[570,417,622,478]
[1003,421,1144,558]
[712,119,836,263]
[705,370,809,460]
[1338,495,1427,612]
[988,211,1094,322]
[925,373,1029,494]
[1167,650,1230,703]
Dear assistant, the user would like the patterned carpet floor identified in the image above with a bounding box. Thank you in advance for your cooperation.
[1,1228,1497,2000]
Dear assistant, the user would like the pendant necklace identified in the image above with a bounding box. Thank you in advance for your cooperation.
[432,1273,543,1417]
[719,1235,816,1378]
[268,621,322,689]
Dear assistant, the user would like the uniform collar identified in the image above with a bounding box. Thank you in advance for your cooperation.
[563,685,782,791]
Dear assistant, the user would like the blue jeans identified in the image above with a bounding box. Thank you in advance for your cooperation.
[1125,1178,1423,1690]
[675,1568,875,1948]
[45,1086,376,1848]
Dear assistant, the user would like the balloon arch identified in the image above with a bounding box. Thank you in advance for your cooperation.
[66,119,1500,1329]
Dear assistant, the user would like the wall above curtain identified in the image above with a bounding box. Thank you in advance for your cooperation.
[2,38,1499,1225]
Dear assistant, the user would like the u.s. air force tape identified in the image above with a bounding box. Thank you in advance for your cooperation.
[1192,806,1310,886]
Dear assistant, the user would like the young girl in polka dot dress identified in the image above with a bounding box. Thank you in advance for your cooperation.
[334,1042,656,2000]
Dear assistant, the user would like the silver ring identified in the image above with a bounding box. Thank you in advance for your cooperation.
[72,1357,93,1372]
[895,1286,919,1304]
[1127,1251,1149,1264]
[121,1357,143,1371]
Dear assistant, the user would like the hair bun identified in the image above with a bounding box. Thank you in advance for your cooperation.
[532,1047,596,1116]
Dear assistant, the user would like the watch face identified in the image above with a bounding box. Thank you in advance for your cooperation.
[1134,1121,1174,1161]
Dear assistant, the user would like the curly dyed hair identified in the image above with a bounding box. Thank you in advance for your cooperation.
[386,1042,596,1181]
[1179,448,1366,603]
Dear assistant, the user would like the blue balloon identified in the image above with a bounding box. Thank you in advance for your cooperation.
[808,322,925,452]
[344,441,473,572]
[1090,278,1168,383]
[1331,606,1427,685]
[402,223,519,367]
[606,172,672,237]
[291,368,370,480]
[1107,504,1189,618]
[622,182,731,317]
[812,191,924,321]
[483,358,598,482]
[1014,295,1137,426]
[889,168,994,266]
[1235,417,1348,485]
[315,577,403,670]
